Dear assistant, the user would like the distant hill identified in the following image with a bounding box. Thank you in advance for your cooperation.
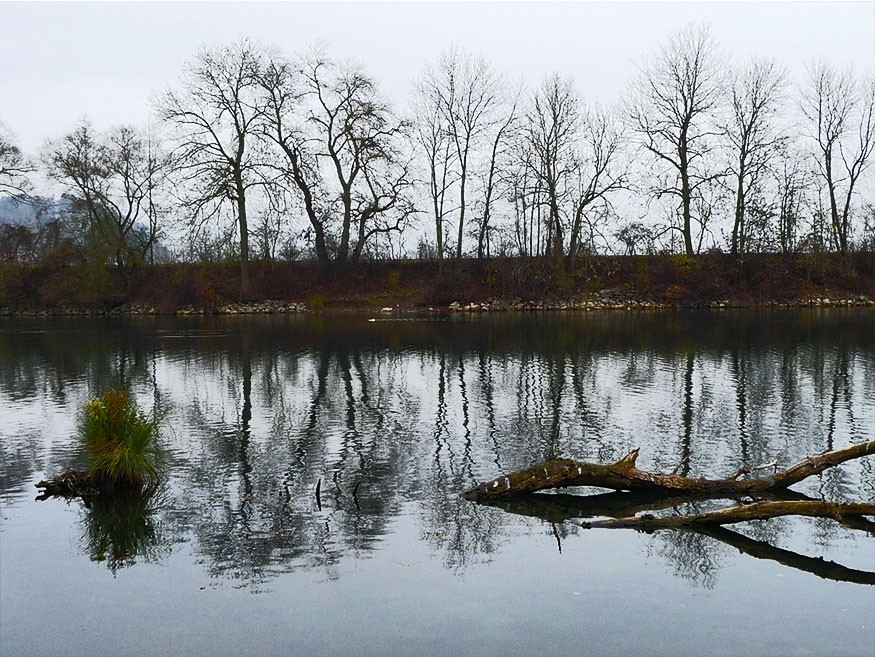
[0,195,74,225]
[0,194,174,263]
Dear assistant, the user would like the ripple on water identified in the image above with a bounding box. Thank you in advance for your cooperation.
[1,313,874,657]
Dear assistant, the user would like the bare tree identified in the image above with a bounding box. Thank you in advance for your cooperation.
[801,61,875,253]
[475,85,521,259]
[773,144,811,253]
[422,47,503,258]
[507,145,539,256]
[142,125,169,265]
[158,39,265,297]
[724,59,787,255]
[257,53,331,266]
[259,50,414,267]
[412,73,457,261]
[0,122,34,199]
[43,119,165,270]
[627,23,725,255]
[523,74,580,255]
[614,221,656,256]
[568,105,628,256]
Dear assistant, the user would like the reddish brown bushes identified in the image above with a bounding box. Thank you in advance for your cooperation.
[1,253,874,313]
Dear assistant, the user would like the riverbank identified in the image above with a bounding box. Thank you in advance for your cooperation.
[2,252,874,315]
[3,293,873,317]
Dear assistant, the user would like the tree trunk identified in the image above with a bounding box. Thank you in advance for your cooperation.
[463,441,875,499]
[731,165,745,256]
[313,224,330,271]
[456,164,467,259]
[433,188,444,262]
[235,178,250,300]
[338,189,352,264]
[680,168,694,256]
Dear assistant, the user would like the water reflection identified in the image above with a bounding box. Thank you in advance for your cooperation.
[480,490,875,587]
[1,311,873,588]
[79,485,171,574]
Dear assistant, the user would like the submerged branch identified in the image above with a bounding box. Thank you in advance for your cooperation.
[476,489,875,586]
[463,441,875,499]
[36,470,161,500]
[474,489,815,524]
[578,500,875,529]
[36,470,99,499]
[465,443,875,586]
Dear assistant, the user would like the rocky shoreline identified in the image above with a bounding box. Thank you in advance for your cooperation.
[448,292,875,312]
[1,291,873,317]
[0,300,309,317]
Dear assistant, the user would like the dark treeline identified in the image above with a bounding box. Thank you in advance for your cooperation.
[1,23,874,299]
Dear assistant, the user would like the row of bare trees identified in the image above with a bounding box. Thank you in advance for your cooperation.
[153,41,418,295]
[411,24,873,262]
[1,23,873,296]
[628,25,874,258]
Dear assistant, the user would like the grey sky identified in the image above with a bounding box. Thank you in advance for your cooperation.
[1,0,873,157]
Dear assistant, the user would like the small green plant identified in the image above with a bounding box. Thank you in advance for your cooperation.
[307,293,326,311]
[484,268,498,289]
[83,389,161,488]
[634,255,651,290]
[669,253,697,275]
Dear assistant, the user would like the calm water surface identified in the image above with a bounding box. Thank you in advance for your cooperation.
[1,311,873,656]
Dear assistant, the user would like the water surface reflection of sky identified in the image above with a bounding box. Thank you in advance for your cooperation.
[0,311,873,655]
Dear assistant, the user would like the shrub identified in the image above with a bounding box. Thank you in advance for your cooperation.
[83,389,161,489]
[668,253,696,275]
[38,262,123,308]
[663,283,693,303]
[307,293,326,311]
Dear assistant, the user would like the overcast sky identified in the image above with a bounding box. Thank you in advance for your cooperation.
[1,0,873,157]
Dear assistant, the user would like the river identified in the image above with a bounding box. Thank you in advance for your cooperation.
[1,310,873,655]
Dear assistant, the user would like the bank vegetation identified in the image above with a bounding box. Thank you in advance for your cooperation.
[1,24,873,307]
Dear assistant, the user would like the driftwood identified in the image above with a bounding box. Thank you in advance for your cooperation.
[578,500,875,529]
[478,490,875,585]
[36,470,159,500]
[465,442,875,585]
[463,441,875,499]
[36,470,99,499]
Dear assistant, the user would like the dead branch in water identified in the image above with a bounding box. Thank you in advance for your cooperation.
[578,500,875,529]
[462,441,875,499]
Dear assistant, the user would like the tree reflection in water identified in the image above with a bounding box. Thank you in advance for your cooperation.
[1,311,873,587]
[478,489,875,587]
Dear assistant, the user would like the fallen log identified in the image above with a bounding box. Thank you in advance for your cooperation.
[36,470,99,499]
[578,500,875,530]
[479,489,875,579]
[36,470,160,500]
[463,440,875,499]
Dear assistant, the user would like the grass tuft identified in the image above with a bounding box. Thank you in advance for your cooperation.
[83,389,161,489]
